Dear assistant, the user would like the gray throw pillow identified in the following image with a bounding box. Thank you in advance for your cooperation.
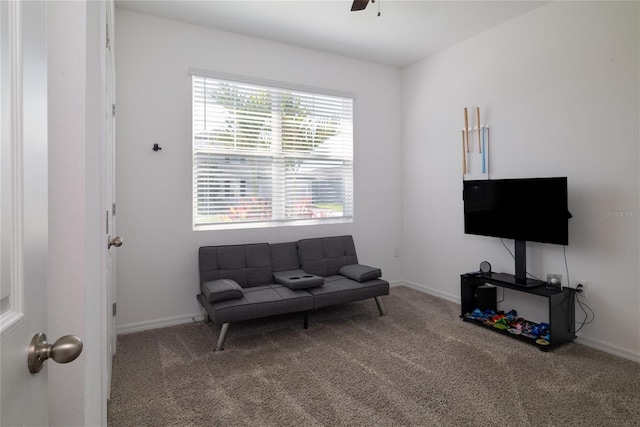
[339,264,382,282]
[202,279,244,303]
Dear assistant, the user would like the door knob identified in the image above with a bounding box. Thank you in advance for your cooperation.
[28,333,83,374]
[108,236,123,248]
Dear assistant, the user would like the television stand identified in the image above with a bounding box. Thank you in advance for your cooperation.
[460,272,576,350]
[489,272,545,288]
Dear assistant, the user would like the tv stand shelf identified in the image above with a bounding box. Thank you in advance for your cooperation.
[460,273,576,350]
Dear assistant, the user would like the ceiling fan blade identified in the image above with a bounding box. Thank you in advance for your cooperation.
[351,0,369,11]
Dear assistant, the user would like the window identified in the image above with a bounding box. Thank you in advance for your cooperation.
[191,71,354,229]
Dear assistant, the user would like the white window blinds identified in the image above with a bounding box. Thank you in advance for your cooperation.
[192,73,354,229]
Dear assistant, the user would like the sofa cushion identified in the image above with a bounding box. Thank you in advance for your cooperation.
[307,277,389,309]
[199,243,273,288]
[273,269,324,290]
[339,264,382,282]
[202,279,244,303]
[199,285,314,324]
[270,242,301,272]
[297,235,358,277]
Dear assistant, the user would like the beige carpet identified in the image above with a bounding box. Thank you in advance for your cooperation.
[108,286,640,426]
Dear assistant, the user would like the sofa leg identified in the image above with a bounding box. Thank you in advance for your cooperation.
[374,296,386,316]
[215,323,230,351]
[203,308,211,324]
[303,311,309,329]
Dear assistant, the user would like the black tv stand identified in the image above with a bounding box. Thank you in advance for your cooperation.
[460,272,576,350]
[488,272,545,288]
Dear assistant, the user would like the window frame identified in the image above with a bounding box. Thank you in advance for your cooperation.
[190,69,355,231]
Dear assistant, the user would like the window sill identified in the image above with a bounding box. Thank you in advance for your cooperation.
[193,216,353,232]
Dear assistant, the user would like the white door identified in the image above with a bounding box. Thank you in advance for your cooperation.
[104,0,118,399]
[0,1,50,425]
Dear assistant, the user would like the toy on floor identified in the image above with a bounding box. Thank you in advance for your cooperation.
[464,307,551,342]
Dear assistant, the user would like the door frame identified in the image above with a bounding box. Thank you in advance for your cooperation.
[45,2,113,424]
[83,0,113,424]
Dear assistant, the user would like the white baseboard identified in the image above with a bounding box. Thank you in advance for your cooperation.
[575,335,640,363]
[391,280,640,363]
[117,312,205,335]
[391,280,460,305]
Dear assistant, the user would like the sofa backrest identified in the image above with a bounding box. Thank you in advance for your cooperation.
[198,235,360,288]
[199,243,273,288]
[269,241,301,272]
[297,235,358,277]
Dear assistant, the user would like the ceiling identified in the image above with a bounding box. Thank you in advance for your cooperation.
[115,0,547,68]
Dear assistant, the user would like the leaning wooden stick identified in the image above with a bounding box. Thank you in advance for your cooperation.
[462,129,467,174]
[476,107,481,152]
[464,108,469,153]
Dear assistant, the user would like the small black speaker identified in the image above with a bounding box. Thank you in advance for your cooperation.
[476,285,497,312]
[479,261,491,274]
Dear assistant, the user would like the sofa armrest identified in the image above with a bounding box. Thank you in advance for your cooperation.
[202,279,244,303]
[339,264,382,282]
[273,269,324,290]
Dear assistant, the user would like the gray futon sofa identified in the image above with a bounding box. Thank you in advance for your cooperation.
[197,235,389,350]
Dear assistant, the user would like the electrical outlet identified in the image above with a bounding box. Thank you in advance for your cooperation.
[575,280,588,298]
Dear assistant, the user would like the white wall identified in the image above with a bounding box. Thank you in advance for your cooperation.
[115,2,640,362]
[402,1,639,361]
[114,9,403,332]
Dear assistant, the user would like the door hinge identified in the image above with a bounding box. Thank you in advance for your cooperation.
[112,302,117,317]
[112,202,116,216]
[112,104,116,117]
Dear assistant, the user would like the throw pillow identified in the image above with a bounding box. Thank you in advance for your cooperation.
[339,264,382,282]
[202,279,244,303]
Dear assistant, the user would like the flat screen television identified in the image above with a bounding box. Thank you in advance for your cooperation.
[463,177,571,287]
